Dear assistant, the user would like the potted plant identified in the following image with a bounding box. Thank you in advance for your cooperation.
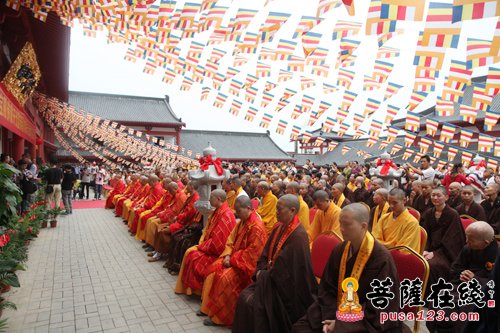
[0,297,16,319]
[0,164,21,226]
[47,207,63,228]
[0,259,20,294]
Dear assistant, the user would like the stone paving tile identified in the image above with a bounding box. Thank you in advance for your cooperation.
[4,207,229,333]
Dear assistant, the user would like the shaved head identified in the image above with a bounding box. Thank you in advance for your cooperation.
[466,221,494,241]
[258,181,270,191]
[313,190,329,201]
[235,195,252,209]
[279,194,300,213]
[389,188,406,200]
[211,189,227,202]
[375,188,389,201]
[333,183,345,192]
[286,181,300,194]
[341,203,370,224]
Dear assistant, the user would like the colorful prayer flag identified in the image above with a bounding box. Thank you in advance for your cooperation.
[259,113,273,129]
[447,147,458,161]
[459,104,478,124]
[478,133,495,153]
[385,104,400,124]
[245,106,258,122]
[440,123,457,143]
[407,91,428,111]
[459,128,475,148]
[276,119,288,135]
[484,110,500,131]
[405,112,421,132]
[426,118,440,137]
[435,97,455,117]
[328,141,339,151]
[452,0,499,23]
[290,125,301,140]
[405,131,417,147]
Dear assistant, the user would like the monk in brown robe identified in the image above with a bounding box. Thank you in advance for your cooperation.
[292,203,404,333]
[411,180,434,215]
[480,183,500,234]
[446,182,463,210]
[421,186,466,289]
[233,194,317,333]
[455,185,486,221]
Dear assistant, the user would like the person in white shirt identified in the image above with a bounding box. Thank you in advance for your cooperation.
[405,155,436,182]
[94,166,106,200]
[483,168,496,187]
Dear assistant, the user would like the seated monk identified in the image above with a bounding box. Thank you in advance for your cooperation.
[292,203,403,333]
[122,176,150,222]
[421,186,465,290]
[114,174,141,217]
[105,172,126,209]
[286,181,310,230]
[427,221,498,333]
[456,185,487,221]
[128,175,164,235]
[308,190,341,245]
[175,189,236,296]
[200,196,268,327]
[369,188,390,232]
[146,182,190,262]
[372,188,421,253]
[256,181,278,234]
[331,183,351,208]
[135,179,172,243]
[233,195,317,333]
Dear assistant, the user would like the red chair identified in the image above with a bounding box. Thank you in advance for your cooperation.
[407,207,421,222]
[460,215,477,231]
[419,227,427,255]
[309,208,318,225]
[251,198,260,210]
[311,232,342,280]
[389,246,430,333]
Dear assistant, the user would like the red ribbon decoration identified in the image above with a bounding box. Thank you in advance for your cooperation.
[376,158,397,176]
[199,154,223,176]
[469,160,486,171]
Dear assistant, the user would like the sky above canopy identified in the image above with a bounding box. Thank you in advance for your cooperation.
[68,0,498,152]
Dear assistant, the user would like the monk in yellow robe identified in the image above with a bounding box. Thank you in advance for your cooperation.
[200,196,268,327]
[256,181,278,234]
[331,183,351,208]
[223,179,236,211]
[372,188,421,253]
[228,177,248,211]
[369,188,390,232]
[285,181,309,230]
[308,190,341,245]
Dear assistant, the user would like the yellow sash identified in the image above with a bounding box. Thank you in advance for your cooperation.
[372,202,389,231]
[337,232,375,306]
[335,194,346,208]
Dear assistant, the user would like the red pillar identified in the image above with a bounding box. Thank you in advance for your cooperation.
[28,143,36,163]
[13,134,25,162]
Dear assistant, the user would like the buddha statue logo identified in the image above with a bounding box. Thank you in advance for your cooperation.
[337,277,364,322]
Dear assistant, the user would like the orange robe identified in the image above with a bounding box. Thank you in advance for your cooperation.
[175,202,236,293]
[130,182,165,233]
[124,184,151,221]
[169,192,199,234]
[115,181,140,216]
[105,180,126,209]
[202,211,268,325]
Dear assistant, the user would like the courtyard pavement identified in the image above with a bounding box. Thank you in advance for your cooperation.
[4,207,228,333]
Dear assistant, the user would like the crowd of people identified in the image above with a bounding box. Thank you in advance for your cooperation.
[104,155,500,333]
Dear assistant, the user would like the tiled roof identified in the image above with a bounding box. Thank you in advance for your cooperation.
[68,91,184,125]
[179,129,293,161]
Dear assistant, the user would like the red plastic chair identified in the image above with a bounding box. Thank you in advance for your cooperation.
[389,246,430,333]
[251,198,260,210]
[309,208,318,225]
[407,207,421,222]
[460,215,477,231]
[311,232,342,280]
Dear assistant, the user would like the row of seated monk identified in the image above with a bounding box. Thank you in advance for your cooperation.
[104,172,499,333]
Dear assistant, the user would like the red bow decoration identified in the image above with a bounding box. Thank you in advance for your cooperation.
[199,154,223,176]
[376,158,397,176]
[469,160,486,171]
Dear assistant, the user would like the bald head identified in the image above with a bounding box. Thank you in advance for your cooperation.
[341,203,370,225]
[313,190,329,202]
[167,181,178,194]
[235,195,252,210]
[258,181,270,191]
[286,181,300,195]
[333,183,345,192]
[449,182,462,191]
[210,189,227,202]
[389,188,406,201]
[279,194,300,213]
[466,221,494,241]
[375,188,389,201]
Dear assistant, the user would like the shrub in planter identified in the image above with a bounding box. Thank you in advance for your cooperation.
[0,164,21,226]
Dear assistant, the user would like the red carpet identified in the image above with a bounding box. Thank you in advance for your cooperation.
[71,199,105,209]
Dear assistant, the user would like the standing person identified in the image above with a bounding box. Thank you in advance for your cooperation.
[17,159,37,213]
[44,162,63,212]
[61,165,77,214]
[80,163,91,199]
[94,165,105,200]
[405,155,436,182]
